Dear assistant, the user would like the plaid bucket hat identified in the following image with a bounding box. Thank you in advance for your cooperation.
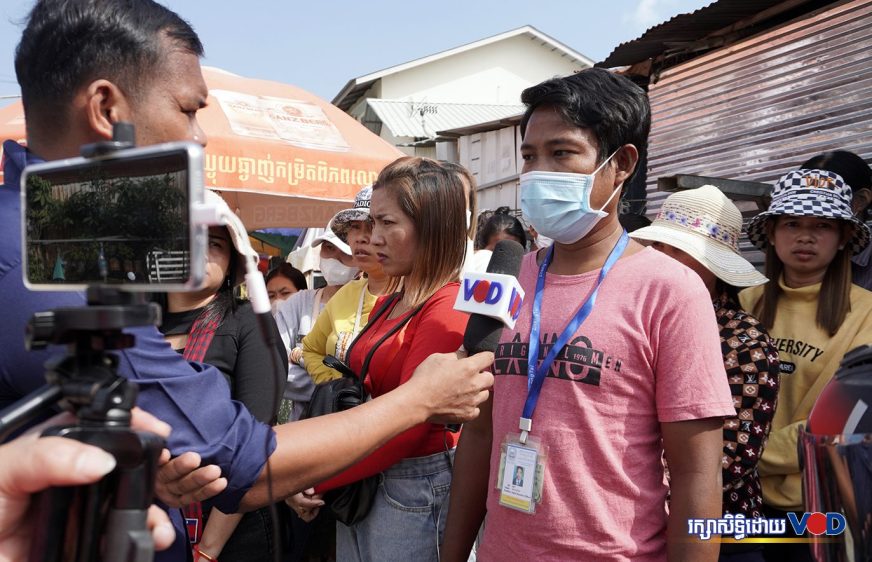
[629,185,767,287]
[746,169,871,254]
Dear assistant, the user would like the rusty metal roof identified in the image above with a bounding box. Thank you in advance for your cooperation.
[598,0,822,68]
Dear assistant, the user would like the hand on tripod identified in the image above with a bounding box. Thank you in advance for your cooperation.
[0,409,175,562]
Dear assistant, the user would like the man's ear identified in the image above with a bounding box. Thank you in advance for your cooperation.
[612,144,639,187]
[852,188,872,216]
[81,79,133,140]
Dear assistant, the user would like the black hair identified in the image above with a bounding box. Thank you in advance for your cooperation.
[716,279,741,304]
[196,253,238,328]
[520,68,651,185]
[618,213,652,233]
[151,278,237,331]
[265,263,308,291]
[15,0,204,134]
[478,207,527,249]
[800,151,872,204]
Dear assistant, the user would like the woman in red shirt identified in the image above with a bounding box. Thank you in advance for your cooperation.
[313,156,470,561]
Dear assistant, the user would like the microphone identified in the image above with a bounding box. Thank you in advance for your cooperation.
[455,239,526,354]
[446,240,525,433]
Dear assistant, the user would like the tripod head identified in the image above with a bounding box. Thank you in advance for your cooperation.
[0,286,167,562]
[27,288,159,426]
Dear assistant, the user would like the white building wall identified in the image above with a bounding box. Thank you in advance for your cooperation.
[458,124,523,212]
[478,180,519,212]
[379,35,583,105]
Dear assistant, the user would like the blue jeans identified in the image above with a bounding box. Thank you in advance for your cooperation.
[336,449,454,562]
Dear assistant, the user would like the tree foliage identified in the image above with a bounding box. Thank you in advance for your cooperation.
[26,173,187,283]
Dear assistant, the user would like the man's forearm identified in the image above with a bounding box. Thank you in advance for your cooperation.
[662,417,724,562]
[240,383,427,510]
[667,470,722,562]
[198,509,243,558]
[441,399,493,561]
[239,350,494,511]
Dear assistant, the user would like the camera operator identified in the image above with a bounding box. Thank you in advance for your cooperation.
[0,409,177,561]
[0,1,494,560]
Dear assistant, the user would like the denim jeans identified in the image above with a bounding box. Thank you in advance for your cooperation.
[336,449,454,562]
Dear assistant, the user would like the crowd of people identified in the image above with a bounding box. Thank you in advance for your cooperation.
[0,1,870,562]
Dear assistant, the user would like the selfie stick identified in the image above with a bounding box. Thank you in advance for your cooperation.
[0,124,165,562]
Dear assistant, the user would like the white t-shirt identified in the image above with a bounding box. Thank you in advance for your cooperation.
[273,288,324,402]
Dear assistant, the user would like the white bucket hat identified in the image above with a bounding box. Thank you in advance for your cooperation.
[629,185,767,287]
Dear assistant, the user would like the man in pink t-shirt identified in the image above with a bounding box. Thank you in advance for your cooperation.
[442,69,735,562]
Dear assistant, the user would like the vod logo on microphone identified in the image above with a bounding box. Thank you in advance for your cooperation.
[454,272,525,330]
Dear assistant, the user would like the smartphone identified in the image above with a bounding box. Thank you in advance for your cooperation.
[22,142,206,291]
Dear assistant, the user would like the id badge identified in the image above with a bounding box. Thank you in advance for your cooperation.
[496,433,547,514]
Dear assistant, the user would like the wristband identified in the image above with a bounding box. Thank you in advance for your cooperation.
[195,546,217,561]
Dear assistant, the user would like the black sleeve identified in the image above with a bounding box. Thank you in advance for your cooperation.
[227,303,288,424]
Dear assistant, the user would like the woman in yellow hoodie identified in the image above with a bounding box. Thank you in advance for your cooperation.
[741,168,872,562]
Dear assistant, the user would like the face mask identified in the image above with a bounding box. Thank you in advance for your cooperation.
[535,233,553,248]
[520,151,621,245]
[320,257,358,286]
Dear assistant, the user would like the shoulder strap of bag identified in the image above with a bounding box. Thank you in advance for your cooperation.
[346,292,425,379]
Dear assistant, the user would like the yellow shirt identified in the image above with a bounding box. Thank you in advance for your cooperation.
[740,279,872,510]
[301,278,379,384]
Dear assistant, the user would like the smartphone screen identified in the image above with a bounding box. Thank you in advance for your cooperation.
[22,143,204,290]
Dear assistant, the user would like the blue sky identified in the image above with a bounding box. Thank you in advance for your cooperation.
[0,0,711,103]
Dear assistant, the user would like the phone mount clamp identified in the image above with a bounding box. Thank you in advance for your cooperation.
[0,123,166,562]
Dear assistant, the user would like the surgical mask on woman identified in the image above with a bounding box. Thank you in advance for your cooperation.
[319,258,359,286]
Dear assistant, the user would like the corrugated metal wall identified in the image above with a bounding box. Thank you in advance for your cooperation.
[646,0,872,222]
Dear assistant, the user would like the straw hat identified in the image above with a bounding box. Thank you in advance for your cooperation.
[327,185,372,244]
[746,169,871,254]
[629,185,767,287]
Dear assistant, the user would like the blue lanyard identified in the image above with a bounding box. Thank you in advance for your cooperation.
[520,230,629,443]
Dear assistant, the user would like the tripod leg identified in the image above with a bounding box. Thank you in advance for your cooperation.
[31,424,164,562]
[27,486,76,562]
[103,509,153,562]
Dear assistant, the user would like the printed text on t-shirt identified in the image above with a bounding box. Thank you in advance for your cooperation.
[771,337,824,362]
[494,332,624,386]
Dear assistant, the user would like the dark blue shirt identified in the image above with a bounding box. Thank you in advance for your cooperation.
[0,140,275,561]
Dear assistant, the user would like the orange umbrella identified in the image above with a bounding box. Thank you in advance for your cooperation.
[0,66,402,229]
